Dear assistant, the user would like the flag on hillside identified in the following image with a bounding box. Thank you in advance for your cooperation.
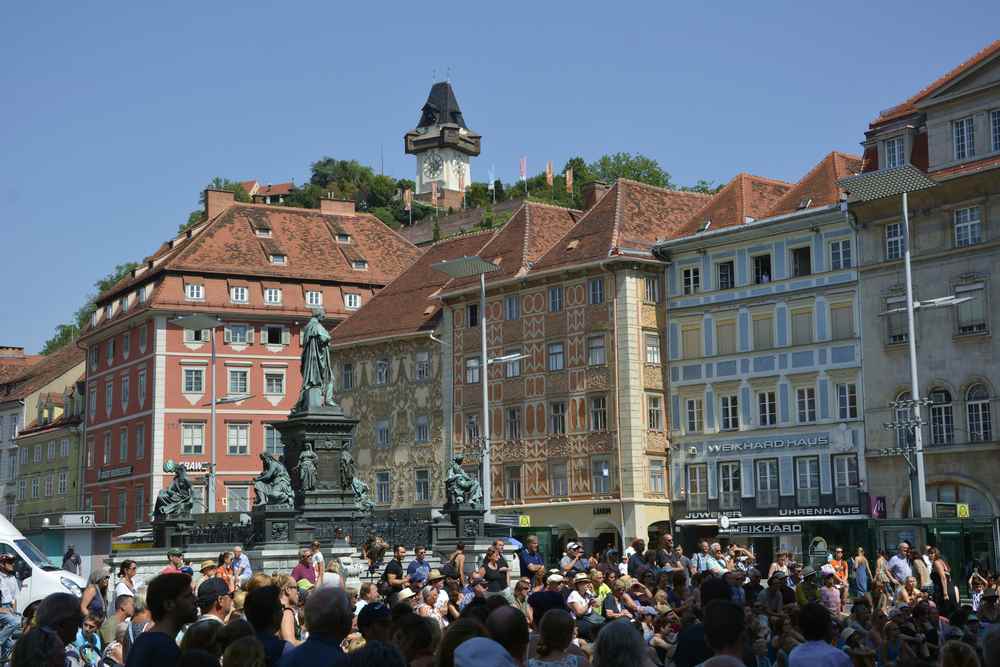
[545,161,553,187]
[565,168,573,193]
[519,156,527,182]
[488,166,495,191]
[403,188,412,211]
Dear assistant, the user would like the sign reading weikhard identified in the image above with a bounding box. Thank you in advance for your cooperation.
[720,523,803,535]
[690,433,831,457]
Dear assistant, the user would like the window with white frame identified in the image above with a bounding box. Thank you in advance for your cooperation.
[719,461,741,509]
[993,110,1000,152]
[121,375,130,409]
[119,429,128,461]
[756,459,779,508]
[185,283,204,300]
[122,332,130,357]
[464,357,480,384]
[590,396,607,432]
[717,261,735,290]
[954,207,983,247]
[60,438,69,458]
[264,371,285,395]
[135,486,144,521]
[269,254,286,265]
[137,286,146,304]
[956,282,987,335]
[336,233,350,244]
[33,444,41,464]
[263,288,282,305]
[753,255,772,284]
[255,226,272,238]
[688,464,708,510]
[758,391,777,426]
[465,414,480,444]
[505,349,521,378]
[587,336,606,365]
[264,424,283,456]
[230,286,248,303]
[547,342,565,371]
[505,465,522,501]
[376,420,390,448]
[505,294,520,321]
[415,351,431,381]
[44,475,54,497]
[720,394,739,431]
[885,296,909,344]
[375,358,391,385]
[885,223,904,260]
[342,363,354,390]
[47,441,55,461]
[182,328,209,343]
[226,324,250,344]
[30,479,39,499]
[548,286,564,312]
[686,398,704,433]
[797,387,817,423]
[58,471,68,496]
[884,136,905,168]
[102,433,111,464]
[549,401,566,434]
[645,276,661,303]
[227,423,250,455]
[117,491,128,522]
[589,278,604,305]
[105,381,113,415]
[228,368,249,395]
[506,407,521,440]
[84,440,92,467]
[648,458,665,494]
[954,116,975,160]
[645,334,661,364]
[592,455,611,493]
[375,472,391,505]
[182,422,205,455]
[17,480,25,502]
[263,325,284,346]
[183,367,204,393]
[227,487,250,512]
[415,469,430,502]
[838,383,859,419]
[89,347,98,371]
[830,239,852,270]
[136,424,145,459]
[796,456,820,506]
[549,460,568,497]
[834,454,859,505]
[967,384,993,442]
[466,303,479,328]
[106,339,115,364]
[682,266,700,295]
[647,394,663,431]
[105,303,114,320]
[415,415,430,443]
[930,388,954,445]
[305,290,322,306]
[345,293,361,310]
[352,260,368,271]
[138,368,146,401]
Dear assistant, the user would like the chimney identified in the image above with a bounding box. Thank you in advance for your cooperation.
[582,181,609,210]
[0,346,25,359]
[320,198,356,215]
[205,189,236,220]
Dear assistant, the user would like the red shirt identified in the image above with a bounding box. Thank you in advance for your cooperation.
[291,563,316,584]
[161,565,183,574]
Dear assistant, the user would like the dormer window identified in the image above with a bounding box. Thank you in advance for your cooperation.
[269,254,287,265]
[137,286,146,304]
[884,136,905,168]
[345,293,361,310]
[185,283,204,300]
[105,303,114,320]
[255,227,272,238]
[306,290,323,307]
[231,287,248,304]
[264,288,282,305]
[954,116,975,160]
[352,260,368,271]
[337,233,351,244]
[119,297,128,314]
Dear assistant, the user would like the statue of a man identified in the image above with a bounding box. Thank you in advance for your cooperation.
[339,450,356,491]
[153,462,194,518]
[445,456,482,507]
[295,309,336,411]
[296,443,318,492]
[253,453,294,507]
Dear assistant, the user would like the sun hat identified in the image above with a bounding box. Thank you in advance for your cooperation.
[398,588,417,602]
[427,569,445,582]
[573,573,591,585]
[546,573,564,585]
[200,559,217,572]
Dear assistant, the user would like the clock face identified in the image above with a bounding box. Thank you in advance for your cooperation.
[423,152,443,178]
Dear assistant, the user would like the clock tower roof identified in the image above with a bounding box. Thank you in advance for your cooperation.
[417,81,467,129]
[404,81,481,157]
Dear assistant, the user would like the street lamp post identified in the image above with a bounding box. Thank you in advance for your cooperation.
[432,256,500,512]
[170,314,222,513]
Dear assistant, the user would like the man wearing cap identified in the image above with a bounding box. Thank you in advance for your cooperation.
[161,547,184,574]
[527,574,569,627]
[232,546,253,587]
[796,567,822,606]
[195,577,233,625]
[560,543,589,577]
[460,575,488,610]
[0,554,21,662]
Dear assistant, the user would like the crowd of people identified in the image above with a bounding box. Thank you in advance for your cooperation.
[4,534,1000,667]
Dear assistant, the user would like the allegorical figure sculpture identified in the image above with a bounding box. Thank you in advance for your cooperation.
[295,309,336,412]
[352,476,375,514]
[339,450,356,490]
[295,443,318,492]
[153,461,193,518]
[253,453,294,507]
[445,456,482,506]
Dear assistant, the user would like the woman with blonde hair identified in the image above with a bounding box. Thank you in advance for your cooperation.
[271,574,302,646]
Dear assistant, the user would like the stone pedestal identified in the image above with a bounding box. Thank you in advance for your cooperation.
[252,505,299,545]
[153,515,193,549]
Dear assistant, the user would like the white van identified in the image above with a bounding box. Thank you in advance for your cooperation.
[0,514,85,611]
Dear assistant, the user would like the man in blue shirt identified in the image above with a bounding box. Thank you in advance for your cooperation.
[788,602,851,667]
[406,545,431,583]
[279,587,352,667]
[518,535,545,586]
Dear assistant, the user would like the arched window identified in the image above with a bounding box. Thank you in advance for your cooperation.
[929,388,954,445]
[895,392,915,448]
[967,384,993,443]
[928,483,993,517]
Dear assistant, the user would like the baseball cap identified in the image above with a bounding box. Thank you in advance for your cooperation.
[167,547,184,557]
[546,573,564,585]
[196,577,231,609]
[398,588,417,602]
[566,542,581,551]
[357,602,391,633]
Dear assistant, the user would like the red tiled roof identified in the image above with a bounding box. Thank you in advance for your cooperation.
[678,174,792,236]
[766,152,861,217]
[930,154,1000,179]
[18,412,82,438]
[330,231,496,345]
[871,39,1000,127]
[239,180,260,195]
[0,354,42,384]
[0,343,85,403]
[530,180,711,273]
[257,182,295,196]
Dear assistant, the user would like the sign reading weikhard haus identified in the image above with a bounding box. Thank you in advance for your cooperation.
[691,433,830,456]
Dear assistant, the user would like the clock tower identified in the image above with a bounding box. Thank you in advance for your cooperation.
[404,81,481,210]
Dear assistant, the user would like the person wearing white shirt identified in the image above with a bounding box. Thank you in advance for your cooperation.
[232,546,253,587]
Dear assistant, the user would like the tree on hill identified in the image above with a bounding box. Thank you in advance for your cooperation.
[40,262,140,354]
[588,152,673,188]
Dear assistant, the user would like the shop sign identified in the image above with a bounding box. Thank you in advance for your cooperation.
[97,465,133,481]
[518,515,531,527]
[684,510,743,520]
[870,496,887,519]
[778,506,862,517]
[690,433,830,457]
[592,507,612,516]
[61,513,96,526]
[179,461,210,472]
[720,523,802,535]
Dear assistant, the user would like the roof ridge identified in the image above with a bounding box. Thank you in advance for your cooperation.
[615,177,713,198]
[427,228,496,247]
[523,200,584,213]
[520,204,532,269]
[610,181,624,251]
[733,171,796,187]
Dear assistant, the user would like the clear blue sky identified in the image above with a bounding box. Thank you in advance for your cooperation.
[2,1,997,353]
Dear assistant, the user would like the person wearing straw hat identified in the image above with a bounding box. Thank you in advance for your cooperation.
[796,566,822,606]
[567,572,604,640]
